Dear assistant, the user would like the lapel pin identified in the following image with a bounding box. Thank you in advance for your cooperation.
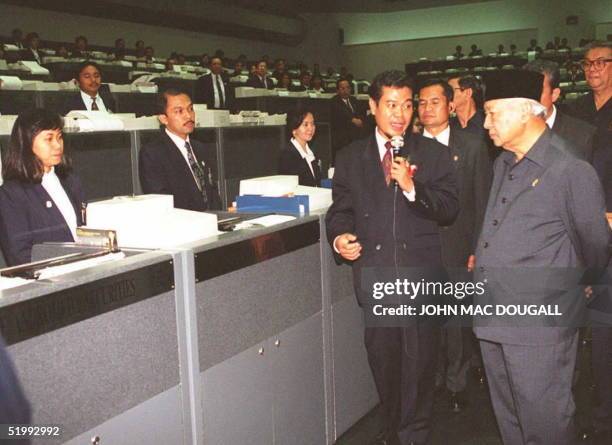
[532,178,539,187]
[46,201,53,208]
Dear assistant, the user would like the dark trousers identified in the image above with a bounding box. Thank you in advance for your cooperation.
[592,327,612,432]
[437,326,474,393]
[364,323,440,445]
[480,333,578,445]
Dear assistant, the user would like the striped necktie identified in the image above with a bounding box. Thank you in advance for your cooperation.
[185,141,208,207]
[382,141,393,186]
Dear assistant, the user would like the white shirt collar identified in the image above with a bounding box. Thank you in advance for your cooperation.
[291,138,316,177]
[165,128,191,151]
[422,125,451,146]
[375,127,392,161]
[80,90,106,112]
[290,138,315,160]
[545,105,557,129]
[41,167,77,240]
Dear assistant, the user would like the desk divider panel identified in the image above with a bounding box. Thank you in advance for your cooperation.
[64,131,134,200]
[114,93,157,116]
[2,251,188,445]
[39,91,73,115]
[0,90,37,115]
[219,125,284,207]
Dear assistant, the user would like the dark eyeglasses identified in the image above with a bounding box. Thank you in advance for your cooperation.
[580,58,612,71]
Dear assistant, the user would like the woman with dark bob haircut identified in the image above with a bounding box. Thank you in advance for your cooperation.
[278,107,322,187]
[0,109,84,266]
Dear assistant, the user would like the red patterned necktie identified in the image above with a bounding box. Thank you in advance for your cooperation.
[382,141,393,186]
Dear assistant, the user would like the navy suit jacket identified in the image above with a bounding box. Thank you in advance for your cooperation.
[551,110,596,164]
[278,143,322,187]
[325,133,459,307]
[194,73,233,110]
[438,128,492,267]
[246,74,274,89]
[138,131,221,212]
[0,173,84,266]
[61,87,117,115]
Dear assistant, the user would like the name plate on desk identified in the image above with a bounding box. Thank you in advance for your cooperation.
[194,220,319,282]
[0,261,174,345]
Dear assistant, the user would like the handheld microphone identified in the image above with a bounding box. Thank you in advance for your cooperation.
[390,135,404,188]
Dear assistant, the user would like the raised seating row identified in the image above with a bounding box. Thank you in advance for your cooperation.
[0,122,332,209]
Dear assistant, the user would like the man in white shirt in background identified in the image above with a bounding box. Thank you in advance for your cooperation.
[62,61,116,115]
[194,56,233,110]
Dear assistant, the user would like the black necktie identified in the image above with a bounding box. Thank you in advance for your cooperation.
[91,97,99,111]
[185,141,208,207]
[345,98,354,113]
[215,75,225,108]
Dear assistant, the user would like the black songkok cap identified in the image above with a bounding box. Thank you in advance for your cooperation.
[483,70,543,101]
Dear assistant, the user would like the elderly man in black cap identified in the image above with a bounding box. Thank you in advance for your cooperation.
[474,70,611,445]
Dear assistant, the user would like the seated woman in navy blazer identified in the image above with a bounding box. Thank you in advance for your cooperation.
[278,108,322,187]
[0,109,85,266]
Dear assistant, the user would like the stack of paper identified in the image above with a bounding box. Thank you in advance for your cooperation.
[86,194,219,248]
[19,61,50,75]
[0,76,23,90]
[65,111,125,132]
[240,175,299,196]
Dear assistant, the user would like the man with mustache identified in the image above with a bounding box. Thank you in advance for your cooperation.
[326,70,458,445]
[139,89,221,211]
[417,78,491,413]
[62,61,116,115]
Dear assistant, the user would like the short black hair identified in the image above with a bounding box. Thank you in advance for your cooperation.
[287,107,314,135]
[368,70,414,103]
[584,40,612,54]
[3,109,70,183]
[451,75,483,108]
[524,59,560,89]
[419,78,454,102]
[156,88,191,115]
[336,78,350,89]
[75,35,87,43]
[76,61,102,78]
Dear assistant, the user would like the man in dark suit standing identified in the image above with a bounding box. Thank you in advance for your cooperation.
[330,78,365,163]
[417,79,492,413]
[474,70,610,445]
[62,61,116,115]
[566,40,612,445]
[326,70,459,445]
[139,89,221,212]
[194,56,232,110]
[246,60,274,89]
[524,59,596,163]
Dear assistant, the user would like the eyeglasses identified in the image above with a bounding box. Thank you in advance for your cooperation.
[580,58,612,71]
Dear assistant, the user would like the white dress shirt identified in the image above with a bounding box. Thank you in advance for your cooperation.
[211,74,226,108]
[41,168,77,240]
[290,138,316,177]
[545,105,557,129]
[165,128,201,186]
[422,125,451,147]
[80,90,108,112]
